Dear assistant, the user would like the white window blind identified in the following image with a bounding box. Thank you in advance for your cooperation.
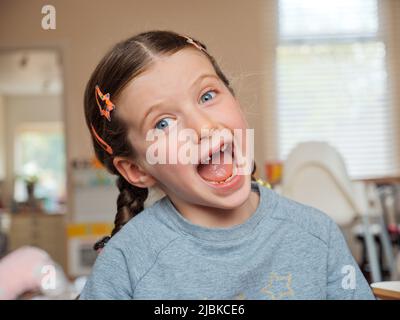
[276,0,399,178]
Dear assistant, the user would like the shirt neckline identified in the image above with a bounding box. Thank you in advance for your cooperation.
[159,181,274,242]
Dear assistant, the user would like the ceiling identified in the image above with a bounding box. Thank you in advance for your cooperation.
[0,49,63,95]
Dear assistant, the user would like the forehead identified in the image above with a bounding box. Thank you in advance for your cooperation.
[116,48,218,121]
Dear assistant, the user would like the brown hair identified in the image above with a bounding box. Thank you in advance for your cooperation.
[84,30,255,250]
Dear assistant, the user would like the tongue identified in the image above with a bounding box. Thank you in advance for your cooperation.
[197,151,233,182]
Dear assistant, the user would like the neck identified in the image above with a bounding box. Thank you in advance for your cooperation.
[167,187,260,228]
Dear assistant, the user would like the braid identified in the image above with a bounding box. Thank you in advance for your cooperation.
[93,175,148,251]
[113,175,148,236]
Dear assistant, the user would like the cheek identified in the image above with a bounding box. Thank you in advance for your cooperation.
[217,99,248,130]
[145,162,191,192]
[218,100,253,168]
[134,127,173,162]
[137,133,193,175]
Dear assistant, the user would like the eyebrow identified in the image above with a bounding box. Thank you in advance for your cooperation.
[140,73,220,130]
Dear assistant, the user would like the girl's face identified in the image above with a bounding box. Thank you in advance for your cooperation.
[116,47,253,210]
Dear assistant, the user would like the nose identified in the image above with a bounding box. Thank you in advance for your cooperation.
[185,108,222,143]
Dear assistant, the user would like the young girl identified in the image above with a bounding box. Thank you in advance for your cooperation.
[79,30,374,300]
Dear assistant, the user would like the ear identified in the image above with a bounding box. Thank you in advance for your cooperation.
[113,156,156,188]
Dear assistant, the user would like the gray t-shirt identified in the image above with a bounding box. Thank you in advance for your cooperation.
[80,181,375,300]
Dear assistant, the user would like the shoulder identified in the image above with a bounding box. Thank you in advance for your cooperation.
[264,187,335,246]
[102,199,182,276]
[80,200,181,299]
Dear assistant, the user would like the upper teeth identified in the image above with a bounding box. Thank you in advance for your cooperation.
[205,144,228,162]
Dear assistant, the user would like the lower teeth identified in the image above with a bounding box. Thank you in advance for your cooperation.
[209,175,233,184]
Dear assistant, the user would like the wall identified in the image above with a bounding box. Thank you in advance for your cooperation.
[0,96,5,182]
[0,0,278,219]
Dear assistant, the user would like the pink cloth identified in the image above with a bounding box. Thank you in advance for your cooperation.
[0,246,54,299]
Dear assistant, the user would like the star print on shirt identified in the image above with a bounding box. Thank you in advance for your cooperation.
[234,293,247,300]
[260,272,294,300]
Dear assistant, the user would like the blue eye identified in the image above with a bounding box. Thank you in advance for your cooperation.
[200,90,217,104]
[155,117,175,130]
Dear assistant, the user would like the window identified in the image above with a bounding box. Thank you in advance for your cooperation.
[277,0,397,178]
[14,122,66,213]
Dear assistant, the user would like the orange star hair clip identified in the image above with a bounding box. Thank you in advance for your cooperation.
[95,85,115,121]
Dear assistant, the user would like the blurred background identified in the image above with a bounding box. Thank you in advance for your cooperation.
[0,0,399,299]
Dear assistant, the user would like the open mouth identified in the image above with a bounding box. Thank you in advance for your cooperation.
[196,142,237,185]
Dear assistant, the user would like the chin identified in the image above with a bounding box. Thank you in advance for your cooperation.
[206,175,252,209]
